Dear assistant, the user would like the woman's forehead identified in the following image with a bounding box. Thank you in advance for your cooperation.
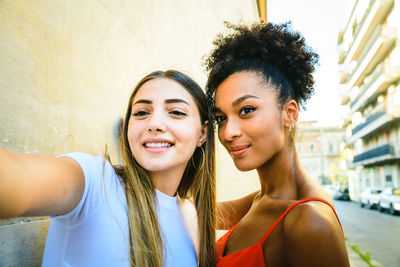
[215,72,277,105]
[134,78,195,104]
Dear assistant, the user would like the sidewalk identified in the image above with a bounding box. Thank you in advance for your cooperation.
[346,243,384,267]
[347,244,369,267]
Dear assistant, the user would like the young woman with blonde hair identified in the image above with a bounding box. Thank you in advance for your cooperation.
[0,70,216,267]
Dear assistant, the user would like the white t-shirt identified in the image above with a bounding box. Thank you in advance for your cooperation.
[41,152,197,267]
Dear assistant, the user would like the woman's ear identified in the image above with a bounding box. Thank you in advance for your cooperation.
[283,100,299,128]
[198,120,208,147]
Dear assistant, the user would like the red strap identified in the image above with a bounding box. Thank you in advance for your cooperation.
[258,197,343,244]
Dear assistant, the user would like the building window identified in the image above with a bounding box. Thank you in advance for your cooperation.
[366,178,371,187]
[385,175,393,187]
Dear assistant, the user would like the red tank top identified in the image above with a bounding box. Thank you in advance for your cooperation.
[216,197,343,267]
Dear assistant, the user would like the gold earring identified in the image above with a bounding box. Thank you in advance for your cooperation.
[290,123,295,132]
[191,146,205,169]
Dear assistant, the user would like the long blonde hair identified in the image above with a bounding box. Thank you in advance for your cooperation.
[114,70,216,267]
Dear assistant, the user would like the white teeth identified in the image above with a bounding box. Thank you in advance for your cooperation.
[145,142,172,148]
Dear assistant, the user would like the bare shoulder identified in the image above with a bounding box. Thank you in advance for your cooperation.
[281,199,350,267]
[284,199,339,234]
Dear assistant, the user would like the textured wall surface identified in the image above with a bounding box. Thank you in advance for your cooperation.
[0,0,259,265]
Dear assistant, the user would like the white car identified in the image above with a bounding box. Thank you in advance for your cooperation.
[378,187,400,215]
[360,188,382,209]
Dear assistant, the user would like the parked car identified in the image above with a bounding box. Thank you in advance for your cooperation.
[360,188,382,209]
[378,187,400,215]
[334,187,351,201]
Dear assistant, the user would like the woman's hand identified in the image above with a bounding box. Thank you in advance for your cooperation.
[216,191,259,230]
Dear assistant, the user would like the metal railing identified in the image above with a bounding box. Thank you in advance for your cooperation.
[348,0,377,55]
[350,63,384,109]
[352,111,386,135]
[353,143,393,163]
[350,24,382,81]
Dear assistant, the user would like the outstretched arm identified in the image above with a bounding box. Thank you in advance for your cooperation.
[0,146,84,218]
[216,191,259,230]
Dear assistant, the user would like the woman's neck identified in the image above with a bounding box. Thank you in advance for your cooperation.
[257,142,306,200]
[150,167,185,197]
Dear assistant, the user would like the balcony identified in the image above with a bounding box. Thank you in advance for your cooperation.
[351,110,385,135]
[353,143,398,166]
[342,0,394,65]
[349,62,400,113]
[341,111,352,128]
[350,63,383,109]
[346,25,397,88]
[337,30,344,45]
[342,118,351,128]
[340,83,351,105]
[338,47,347,65]
[338,52,347,65]
[349,103,400,143]
[341,94,350,105]
[339,64,352,84]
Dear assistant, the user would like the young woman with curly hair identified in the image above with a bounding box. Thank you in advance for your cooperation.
[204,22,350,267]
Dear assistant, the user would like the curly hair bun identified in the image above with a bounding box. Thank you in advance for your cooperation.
[204,21,319,109]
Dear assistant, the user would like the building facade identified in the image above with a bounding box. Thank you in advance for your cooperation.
[295,121,348,187]
[338,0,400,201]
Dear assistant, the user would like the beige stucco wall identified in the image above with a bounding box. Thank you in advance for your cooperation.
[0,0,259,265]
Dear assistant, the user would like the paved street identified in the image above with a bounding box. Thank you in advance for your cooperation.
[334,200,400,267]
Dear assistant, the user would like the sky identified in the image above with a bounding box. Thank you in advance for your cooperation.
[267,0,352,126]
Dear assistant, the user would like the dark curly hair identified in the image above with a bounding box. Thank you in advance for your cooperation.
[204,21,319,110]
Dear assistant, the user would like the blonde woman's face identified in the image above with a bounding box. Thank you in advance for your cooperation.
[127,78,206,177]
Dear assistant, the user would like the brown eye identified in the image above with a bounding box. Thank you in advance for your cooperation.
[214,115,226,124]
[239,106,256,116]
[170,110,187,116]
[132,110,149,117]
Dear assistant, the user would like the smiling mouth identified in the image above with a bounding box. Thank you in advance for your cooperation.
[142,141,174,153]
[144,142,173,148]
[229,145,250,157]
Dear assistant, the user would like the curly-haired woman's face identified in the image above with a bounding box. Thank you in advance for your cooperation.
[214,71,286,171]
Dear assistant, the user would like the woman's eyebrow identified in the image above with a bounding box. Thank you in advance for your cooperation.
[165,99,189,105]
[133,99,152,105]
[232,95,259,107]
[133,98,190,106]
[213,95,259,112]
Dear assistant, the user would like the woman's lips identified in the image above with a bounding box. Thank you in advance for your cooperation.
[144,146,172,153]
[229,145,250,157]
[143,139,174,153]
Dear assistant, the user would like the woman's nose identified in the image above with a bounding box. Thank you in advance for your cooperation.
[147,111,166,133]
[222,118,242,141]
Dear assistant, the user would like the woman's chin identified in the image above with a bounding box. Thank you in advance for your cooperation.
[234,161,256,172]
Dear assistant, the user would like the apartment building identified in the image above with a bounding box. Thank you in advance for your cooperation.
[295,121,347,187]
[338,0,400,200]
